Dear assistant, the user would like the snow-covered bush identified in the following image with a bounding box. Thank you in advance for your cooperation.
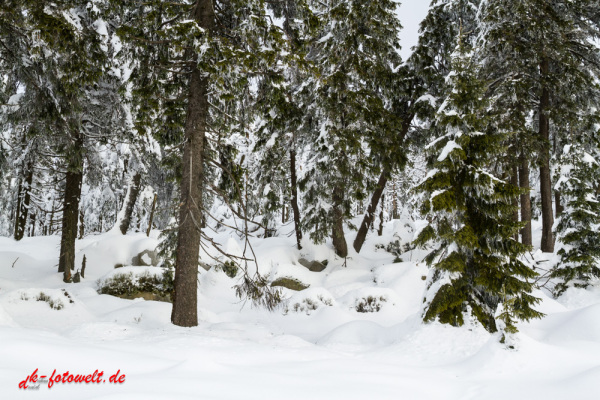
[97,268,173,302]
[355,296,387,313]
[285,290,334,315]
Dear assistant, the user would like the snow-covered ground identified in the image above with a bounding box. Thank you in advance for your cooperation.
[1,217,599,399]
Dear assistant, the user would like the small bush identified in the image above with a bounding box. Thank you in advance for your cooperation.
[285,295,333,315]
[220,261,239,278]
[355,295,387,313]
[385,239,414,263]
[36,292,64,310]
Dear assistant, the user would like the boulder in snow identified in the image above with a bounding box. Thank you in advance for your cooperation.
[271,277,309,291]
[131,249,158,266]
[298,258,327,272]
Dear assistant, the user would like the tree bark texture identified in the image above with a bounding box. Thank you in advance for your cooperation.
[58,167,83,283]
[289,149,302,250]
[332,185,348,258]
[377,193,384,237]
[119,171,142,235]
[146,193,157,237]
[519,154,532,247]
[353,171,389,252]
[511,164,519,241]
[539,58,554,252]
[13,160,33,241]
[554,191,563,217]
[171,0,214,328]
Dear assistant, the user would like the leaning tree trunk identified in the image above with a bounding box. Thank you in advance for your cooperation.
[13,160,33,241]
[539,58,554,253]
[58,142,84,283]
[519,154,532,247]
[377,193,385,237]
[171,0,214,328]
[289,149,302,250]
[332,185,348,258]
[118,171,142,235]
[353,170,389,252]
[353,114,414,253]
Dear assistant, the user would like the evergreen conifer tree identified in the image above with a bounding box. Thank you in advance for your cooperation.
[478,0,600,252]
[115,0,292,325]
[414,39,542,336]
[552,141,600,296]
[301,0,403,258]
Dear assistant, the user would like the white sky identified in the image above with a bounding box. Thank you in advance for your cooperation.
[396,0,431,60]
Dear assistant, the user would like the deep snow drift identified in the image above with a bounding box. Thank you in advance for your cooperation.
[1,218,599,400]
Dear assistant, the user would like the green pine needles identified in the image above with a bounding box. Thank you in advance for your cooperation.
[552,144,600,296]
[414,41,543,336]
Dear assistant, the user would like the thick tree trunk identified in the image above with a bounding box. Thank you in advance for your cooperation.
[354,171,389,252]
[511,164,519,241]
[58,168,83,283]
[353,114,414,253]
[332,186,348,258]
[118,171,142,235]
[289,149,302,250]
[539,58,554,252]
[519,155,532,247]
[171,0,214,328]
[14,161,33,241]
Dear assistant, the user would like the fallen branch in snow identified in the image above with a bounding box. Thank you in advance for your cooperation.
[11,257,19,268]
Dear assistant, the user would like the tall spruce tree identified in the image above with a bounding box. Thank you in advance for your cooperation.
[116,0,291,326]
[300,0,403,258]
[478,0,600,252]
[1,1,128,281]
[251,0,313,249]
[552,139,600,296]
[352,0,484,256]
[414,39,542,336]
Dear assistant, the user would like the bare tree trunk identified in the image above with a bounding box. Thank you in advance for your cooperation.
[146,193,157,237]
[539,58,554,252]
[118,171,142,235]
[58,165,83,283]
[43,212,48,236]
[49,203,55,235]
[353,171,389,252]
[519,154,533,247]
[511,164,519,241]
[377,193,384,237]
[290,149,302,250]
[392,178,399,220]
[29,212,36,237]
[332,185,348,258]
[14,161,33,241]
[78,210,84,239]
[554,191,563,217]
[171,0,214,328]
[13,179,22,239]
